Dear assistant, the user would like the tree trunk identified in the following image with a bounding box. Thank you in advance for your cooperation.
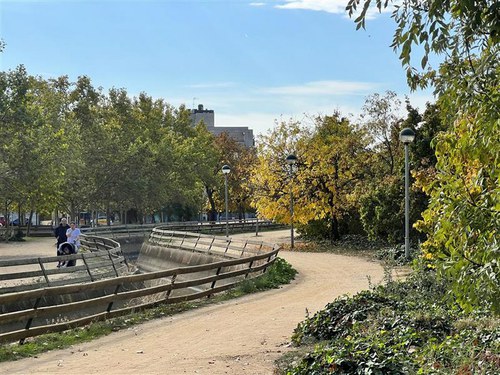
[331,215,340,241]
[206,186,217,222]
[27,209,34,236]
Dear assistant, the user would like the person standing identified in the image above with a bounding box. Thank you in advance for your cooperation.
[66,221,81,252]
[54,218,70,253]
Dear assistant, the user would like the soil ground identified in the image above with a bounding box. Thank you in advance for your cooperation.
[0,230,388,375]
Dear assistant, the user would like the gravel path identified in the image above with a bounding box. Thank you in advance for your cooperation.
[0,230,385,375]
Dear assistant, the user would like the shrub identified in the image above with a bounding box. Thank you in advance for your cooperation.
[281,270,499,374]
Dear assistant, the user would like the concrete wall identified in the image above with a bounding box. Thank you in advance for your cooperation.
[136,242,226,272]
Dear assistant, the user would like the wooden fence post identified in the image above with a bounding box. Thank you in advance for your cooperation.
[209,267,222,295]
[165,274,177,300]
[224,239,231,255]
[108,251,119,277]
[194,233,201,250]
[19,296,43,345]
[81,253,95,282]
[106,284,121,313]
[245,260,254,279]
[241,240,248,257]
[208,237,215,253]
[38,258,50,287]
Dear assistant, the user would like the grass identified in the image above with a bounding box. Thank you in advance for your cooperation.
[0,256,297,363]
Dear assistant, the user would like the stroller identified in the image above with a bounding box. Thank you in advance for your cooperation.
[57,242,77,268]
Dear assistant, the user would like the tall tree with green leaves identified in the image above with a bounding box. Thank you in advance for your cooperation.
[23,76,74,222]
[213,132,257,219]
[64,75,103,220]
[0,67,68,232]
[357,91,408,244]
[0,65,32,226]
[360,91,404,176]
[348,0,499,312]
[186,123,221,221]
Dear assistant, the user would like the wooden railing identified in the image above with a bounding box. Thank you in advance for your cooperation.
[0,231,281,344]
[0,236,128,295]
[148,227,274,258]
[0,219,284,238]
[80,219,284,238]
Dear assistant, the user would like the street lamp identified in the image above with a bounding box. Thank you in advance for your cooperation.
[399,128,416,259]
[285,154,298,249]
[222,164,231,237]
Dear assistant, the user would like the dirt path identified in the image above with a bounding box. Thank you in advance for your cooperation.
[0,231,386,375]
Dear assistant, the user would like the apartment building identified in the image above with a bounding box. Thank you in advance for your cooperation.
[190,104,254,148]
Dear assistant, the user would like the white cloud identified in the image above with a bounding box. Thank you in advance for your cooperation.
[262,80,377,96]
[216,100,363,138]
[153,80,434,137]
[249,2,266,6]
[273,0,391,19]
[275,0,347,13]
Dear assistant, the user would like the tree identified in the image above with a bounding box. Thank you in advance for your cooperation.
[23,76,75,223]
[357,97,444,245]
[0,67,68,234]
[64,75,103,221]
[348,0,500,313]
[214,133,257,220]
[231,146,258,220]
[253,115,370,241]
[357,92,411,244]
[299,115,371,240]
[251,119,302,228]
[360,91,404,176]
[186,123,221,222]
[0,65,32,230]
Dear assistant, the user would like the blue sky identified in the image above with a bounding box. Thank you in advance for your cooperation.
[0,0,434,136]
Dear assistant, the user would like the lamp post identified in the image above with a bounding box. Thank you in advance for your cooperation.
[222,164,231,237]
[285,154,298,249]
[399,128,416,259]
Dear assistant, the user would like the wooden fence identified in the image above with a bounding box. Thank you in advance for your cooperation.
[147,227,274,258]
[0,230,281,344]
[0,236,128,295]
[0,219,285,239]
[81,219,283,239]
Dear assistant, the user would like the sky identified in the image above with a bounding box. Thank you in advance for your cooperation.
[0,0,435,137]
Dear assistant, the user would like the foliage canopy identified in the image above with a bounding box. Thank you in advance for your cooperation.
[348,0,499,312]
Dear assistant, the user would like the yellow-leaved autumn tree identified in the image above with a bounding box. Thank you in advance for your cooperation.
[252,114,370,240]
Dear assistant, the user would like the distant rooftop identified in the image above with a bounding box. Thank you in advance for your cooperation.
[190,104,254,147]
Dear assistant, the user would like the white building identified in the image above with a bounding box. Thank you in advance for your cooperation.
[190,104,254,148]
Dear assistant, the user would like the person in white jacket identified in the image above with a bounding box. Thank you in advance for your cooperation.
[66,221,81,252]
